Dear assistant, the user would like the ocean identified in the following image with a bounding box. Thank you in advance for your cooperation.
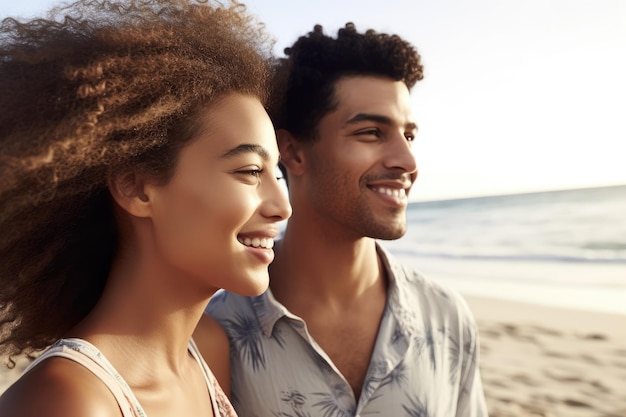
[380,184,626,315]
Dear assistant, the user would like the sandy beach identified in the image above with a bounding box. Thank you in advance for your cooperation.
[466,296,626,417]
[2,296,626,416]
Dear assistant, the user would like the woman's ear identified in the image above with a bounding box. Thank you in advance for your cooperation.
[107,170,152,218]
[276,129,305,177]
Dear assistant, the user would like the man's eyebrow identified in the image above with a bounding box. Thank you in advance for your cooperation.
[343,113,418,131]
[343,113,392,127]
[221,143,270,160]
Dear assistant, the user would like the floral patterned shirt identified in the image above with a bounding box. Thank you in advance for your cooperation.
[206,244,488,417]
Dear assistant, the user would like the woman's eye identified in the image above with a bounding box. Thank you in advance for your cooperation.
[240,169,262,177]
[405,134,415,142]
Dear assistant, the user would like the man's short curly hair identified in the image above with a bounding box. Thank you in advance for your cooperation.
[0,0,272,364]
[269,22,424,141]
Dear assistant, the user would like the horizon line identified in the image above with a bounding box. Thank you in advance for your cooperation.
[411,182,626,204]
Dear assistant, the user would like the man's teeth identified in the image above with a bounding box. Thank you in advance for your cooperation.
[373,187,406,198]
[239,237,274,249]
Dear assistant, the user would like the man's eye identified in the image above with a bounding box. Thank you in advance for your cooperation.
[405,134,415,142]
[358,129,381,137]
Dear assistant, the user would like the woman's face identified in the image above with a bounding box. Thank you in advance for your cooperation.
[145,94,291,296]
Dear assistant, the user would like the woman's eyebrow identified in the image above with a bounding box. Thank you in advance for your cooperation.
[221,143,270,161]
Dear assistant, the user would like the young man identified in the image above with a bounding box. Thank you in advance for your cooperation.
[206,23,488,417]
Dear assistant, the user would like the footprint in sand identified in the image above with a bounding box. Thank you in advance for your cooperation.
[579,353,603,365]
[511,373,535,386]
[485,378,509,388]
[542,350,570,359]
[498,324,541,344]
[589,379,611,393]
[610,360,626,369]
[529,325,562,337]
[563,398,591,408]
[480,329,502,339]
[576,333,608,341]
[543,369,583,383]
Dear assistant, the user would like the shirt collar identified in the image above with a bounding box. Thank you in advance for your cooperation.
[250,288,289,338]
[251,242,418,338]
[376,243,420,337]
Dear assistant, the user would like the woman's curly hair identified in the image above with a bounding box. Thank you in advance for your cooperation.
[269,22,424,141]
[0,0,272,365]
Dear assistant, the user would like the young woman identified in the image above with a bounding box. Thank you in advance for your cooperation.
[0,0,291,415]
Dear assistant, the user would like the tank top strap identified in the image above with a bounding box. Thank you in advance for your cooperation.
[24,338,145,417]
[188,338,237,417]
[23,337,233,417]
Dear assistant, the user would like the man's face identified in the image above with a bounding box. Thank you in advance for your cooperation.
[300,75,418,240]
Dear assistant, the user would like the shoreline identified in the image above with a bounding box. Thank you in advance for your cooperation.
[465,295,626,341]
[387,252,626,316]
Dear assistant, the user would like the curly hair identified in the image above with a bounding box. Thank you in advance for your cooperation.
[0,0,272,365]
[269,22,424,142]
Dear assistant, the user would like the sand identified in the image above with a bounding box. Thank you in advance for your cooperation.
[2,296,626,417]
[466,296,626,417]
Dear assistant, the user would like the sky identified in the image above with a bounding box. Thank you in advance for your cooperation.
[2,0,625,202]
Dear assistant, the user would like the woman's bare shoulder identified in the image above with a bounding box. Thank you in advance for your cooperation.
[0,357,120,417]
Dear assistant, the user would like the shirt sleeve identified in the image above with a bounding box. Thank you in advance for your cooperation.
[456,317,489,417]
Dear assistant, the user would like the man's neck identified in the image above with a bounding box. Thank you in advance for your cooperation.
[269,219,385,312]
[269,217,389,401]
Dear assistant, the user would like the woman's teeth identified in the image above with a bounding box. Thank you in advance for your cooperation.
[239,237,274,249]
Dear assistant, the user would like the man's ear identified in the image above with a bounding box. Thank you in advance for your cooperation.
[107,170,153,218]
[276,129,305,177]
